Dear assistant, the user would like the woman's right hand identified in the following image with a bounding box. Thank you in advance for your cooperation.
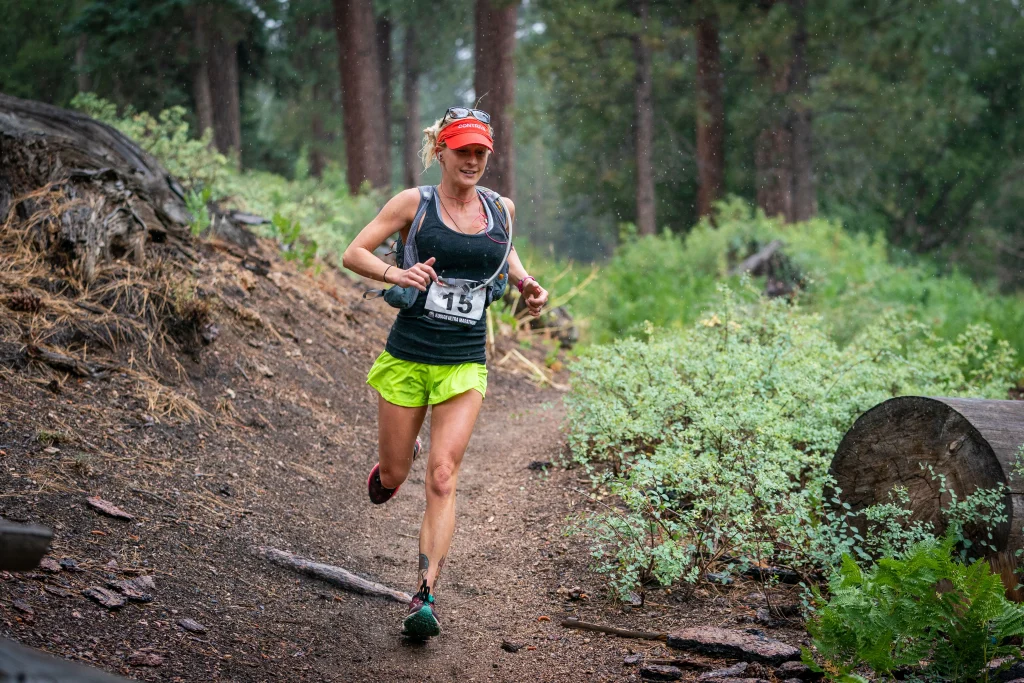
[390,257,439,291]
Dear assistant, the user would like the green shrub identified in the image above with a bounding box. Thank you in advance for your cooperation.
[805,534,1024,682]
[566,285,1019,598]
[575,199,1024,360]
[71,92,230,194]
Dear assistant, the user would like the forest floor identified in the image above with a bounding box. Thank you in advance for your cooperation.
[0,235,807,682]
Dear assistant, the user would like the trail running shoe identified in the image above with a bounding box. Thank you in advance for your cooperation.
[402,582,440,639]
[367,437,422,505]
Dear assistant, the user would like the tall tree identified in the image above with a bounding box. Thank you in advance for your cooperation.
[754,0,814,222]
[473,0,517,198]
[631,0,656,235]
[402,24,422,188]
[332,0,390,192]
[695,6,724,219]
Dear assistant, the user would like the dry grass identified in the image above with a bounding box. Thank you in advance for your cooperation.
[0,184,211,422]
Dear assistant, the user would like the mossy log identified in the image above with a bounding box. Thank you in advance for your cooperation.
[831,396,1024,596]
[0,92,192,284]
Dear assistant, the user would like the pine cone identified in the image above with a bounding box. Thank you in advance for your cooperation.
[5,290,42,313]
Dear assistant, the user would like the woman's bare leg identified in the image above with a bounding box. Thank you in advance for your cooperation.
[376,396,428,490]
[417,389,483,590]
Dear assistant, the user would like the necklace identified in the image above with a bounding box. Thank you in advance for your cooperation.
[437,188,487,234]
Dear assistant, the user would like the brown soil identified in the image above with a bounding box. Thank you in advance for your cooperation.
[0,236,806,682]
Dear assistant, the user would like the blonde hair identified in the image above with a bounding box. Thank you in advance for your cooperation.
[419,116,495,171]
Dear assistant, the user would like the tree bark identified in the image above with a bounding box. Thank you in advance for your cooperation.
[190,6,216,143]
[787,0,815,221]
[309,81,327,180]
[206,10,243,165]
[755,0,815,223]
[332,0,390,193]
[473,0,517,199]
[376,14,393,158]
[695,10,724,220]
[831,396,1024,598]
[631,0,656,236]
[75,35,91,93]
[403,25,422,188]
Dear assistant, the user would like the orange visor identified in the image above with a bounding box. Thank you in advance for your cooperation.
[438,119,493,152]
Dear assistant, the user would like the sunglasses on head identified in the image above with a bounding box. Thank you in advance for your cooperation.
[443,107,491,125]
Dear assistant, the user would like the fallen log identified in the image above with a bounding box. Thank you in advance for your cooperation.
[831,396,1024,596]
[0,519,52,571]
[0,637,131,682]
[253,546,411,604]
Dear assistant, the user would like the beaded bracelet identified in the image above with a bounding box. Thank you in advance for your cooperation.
[516,275,537,293]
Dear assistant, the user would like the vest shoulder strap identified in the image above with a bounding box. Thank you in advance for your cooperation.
[403,185,434,267]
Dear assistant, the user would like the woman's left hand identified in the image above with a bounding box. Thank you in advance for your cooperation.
[522,280,549,317]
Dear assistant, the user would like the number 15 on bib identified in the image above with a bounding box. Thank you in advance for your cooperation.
[423,279,486,327]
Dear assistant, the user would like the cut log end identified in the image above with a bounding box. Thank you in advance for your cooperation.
[831,396,1024,597]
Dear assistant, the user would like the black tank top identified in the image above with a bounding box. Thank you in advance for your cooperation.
[384,193,508,365]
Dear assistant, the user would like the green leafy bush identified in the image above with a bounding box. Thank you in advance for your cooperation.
[566,285,1019,598]
[575,199,1024,359]
[71,93,230,194]
[805,534,1024,682]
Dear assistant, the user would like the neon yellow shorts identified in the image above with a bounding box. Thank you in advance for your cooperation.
[366,351,487,408]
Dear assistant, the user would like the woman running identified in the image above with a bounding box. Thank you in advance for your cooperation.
[342,108,548,638]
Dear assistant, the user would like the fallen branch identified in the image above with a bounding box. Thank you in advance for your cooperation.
[253,546,411,604]
[561,618,667,641]
[729,239,782,276]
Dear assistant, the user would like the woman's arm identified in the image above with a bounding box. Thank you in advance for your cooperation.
[502,198,549,317]
[342,189,439,292]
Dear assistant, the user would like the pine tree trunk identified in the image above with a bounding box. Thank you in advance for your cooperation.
[695,10,724,219]
[190,7,215,143]
[332,0,390,193]
[376,15,393,162]
[309,81,327,180]
[75,35,91,93]
[787,0,815,221]
[403,25,422,188]
[632,0,656,236]
[755,0,814,223]
[473,0,517,199]
[207,13,243,166]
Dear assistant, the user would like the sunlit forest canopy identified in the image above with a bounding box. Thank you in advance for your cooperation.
[1,0,1022,289]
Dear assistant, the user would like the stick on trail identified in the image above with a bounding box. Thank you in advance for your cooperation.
[254,546,412,604]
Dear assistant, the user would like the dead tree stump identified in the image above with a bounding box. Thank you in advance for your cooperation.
[0,93,192,284]
[830,396,1024,595]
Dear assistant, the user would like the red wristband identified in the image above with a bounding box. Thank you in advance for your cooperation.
[516,276,537,293]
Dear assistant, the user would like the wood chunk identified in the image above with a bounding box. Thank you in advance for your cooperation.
[178,618,207,634]
[38,558,61,573]
[44,585,72,598]
[86,497,134,521]
[82,586,126,609]
[640,664,683,681]
[776,661,821,681]
[12,599,34,615]
[699,662,748,679]
[667,627,800,665]
[623,653,643,665]
[107,578,153,603]
[127,651,164,667]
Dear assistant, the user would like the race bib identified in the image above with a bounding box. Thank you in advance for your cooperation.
[423,278,486,327]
